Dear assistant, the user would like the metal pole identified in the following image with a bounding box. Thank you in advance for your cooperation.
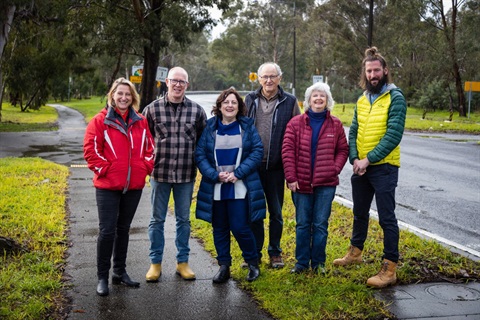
[292,1,296,97]
[467,83,472,119]
[368,0,374,47]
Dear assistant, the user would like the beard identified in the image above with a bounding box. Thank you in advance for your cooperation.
[366,74,387,94]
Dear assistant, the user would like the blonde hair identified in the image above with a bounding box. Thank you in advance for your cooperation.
[303,82,334,111]
[107,77,140,111]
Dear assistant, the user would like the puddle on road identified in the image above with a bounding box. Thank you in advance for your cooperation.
[23,144,61,156]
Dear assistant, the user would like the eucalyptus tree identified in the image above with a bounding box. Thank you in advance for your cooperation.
[1,0,79,112]
[210,0,315,94]
[413,0,469,116]
[126,0,234,111]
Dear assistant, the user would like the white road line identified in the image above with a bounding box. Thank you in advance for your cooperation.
[334,195,480,260]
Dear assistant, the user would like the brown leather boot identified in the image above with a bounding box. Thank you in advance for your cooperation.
[333,245,363,266]
[366,259,397,288]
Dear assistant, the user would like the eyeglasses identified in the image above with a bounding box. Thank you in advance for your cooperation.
[168,79,188,86]
[260,75,280,81]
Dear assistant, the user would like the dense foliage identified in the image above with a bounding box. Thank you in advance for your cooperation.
[1,0,479,116]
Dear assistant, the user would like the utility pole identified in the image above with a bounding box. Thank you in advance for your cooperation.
[368,0,374,47]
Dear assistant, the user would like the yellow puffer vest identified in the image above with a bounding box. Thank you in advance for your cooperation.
[356,93,400,166]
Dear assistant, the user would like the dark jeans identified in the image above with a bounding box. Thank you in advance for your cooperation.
[350,164,399,262]
[212,199,258,266]
[251,165,284,258]
[96,188,142,279]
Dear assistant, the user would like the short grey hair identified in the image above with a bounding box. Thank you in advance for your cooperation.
[257,62,282,77]
[303,82,334,111]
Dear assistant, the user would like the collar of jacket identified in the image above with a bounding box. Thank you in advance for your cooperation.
[105,105,142,124]
[255,84,286,99]
[206,115,253,130]
[302,110,331,124]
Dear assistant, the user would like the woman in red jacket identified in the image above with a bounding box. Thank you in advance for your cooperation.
[84,78,154,296]
[282,82,348,274]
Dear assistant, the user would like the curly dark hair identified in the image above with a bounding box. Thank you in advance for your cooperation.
[211,87,247,119]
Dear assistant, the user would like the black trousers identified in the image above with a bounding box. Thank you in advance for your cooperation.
[95,188,142,279]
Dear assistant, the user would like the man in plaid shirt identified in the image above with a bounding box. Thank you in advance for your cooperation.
[142,67,207,282]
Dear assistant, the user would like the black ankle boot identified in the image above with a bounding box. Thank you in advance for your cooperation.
[96,278,109,296]
[112,273,140,287]
[212,265,230,284]
[246,264,260,282]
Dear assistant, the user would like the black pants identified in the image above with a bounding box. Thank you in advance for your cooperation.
[95,188,142,279]
[250,166,285,258]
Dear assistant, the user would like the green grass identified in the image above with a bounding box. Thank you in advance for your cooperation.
[332,103,480,133]
[0,103,58,132]
[189,177,480,319]
[0,158,69,320]
[53,97,106,122]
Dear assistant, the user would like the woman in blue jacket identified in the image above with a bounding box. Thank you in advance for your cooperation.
[195,87,266,283]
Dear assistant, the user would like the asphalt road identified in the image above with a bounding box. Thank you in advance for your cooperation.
[187,93,480,260]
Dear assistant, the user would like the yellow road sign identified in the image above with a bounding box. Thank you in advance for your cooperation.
[464,81,480,92]
[130,76,142,84]
[249,72,258,82]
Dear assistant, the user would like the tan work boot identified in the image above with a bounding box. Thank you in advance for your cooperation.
[366,259,397,288]
[333,245,363,266]
[176,262,196,280]
[146,263,162,282]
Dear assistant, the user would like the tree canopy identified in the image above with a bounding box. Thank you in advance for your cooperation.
[1,0,479,117]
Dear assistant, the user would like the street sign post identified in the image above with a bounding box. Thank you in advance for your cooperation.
[312,75,323,84]
[464,81,480,119]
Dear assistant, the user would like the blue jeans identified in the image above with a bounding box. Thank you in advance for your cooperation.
[212,199,258,266]
[96,188,142,279]
[350,164,399,262]
[148,180,194,264]
[292,186,336,270]
[251,166,284,258]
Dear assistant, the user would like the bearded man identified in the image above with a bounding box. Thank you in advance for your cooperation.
[333,47,407,288]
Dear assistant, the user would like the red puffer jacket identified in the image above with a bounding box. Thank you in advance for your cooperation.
[84,106,155,192]
[282,111,349,193]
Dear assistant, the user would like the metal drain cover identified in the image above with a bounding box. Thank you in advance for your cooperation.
[425,284,480,301]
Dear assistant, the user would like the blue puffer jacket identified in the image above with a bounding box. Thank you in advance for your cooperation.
[195,116,266,223]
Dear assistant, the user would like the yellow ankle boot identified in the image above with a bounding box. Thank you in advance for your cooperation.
[367,259,397,288]
[146,263,162,282]
[176,262,196,280]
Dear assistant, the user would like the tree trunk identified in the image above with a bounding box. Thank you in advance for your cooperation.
[0,5,16,122]
[107,50,123,92]
[139,44,160,113]
[440,0,466,116]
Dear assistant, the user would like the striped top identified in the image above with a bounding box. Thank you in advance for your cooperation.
[214,118,247,200]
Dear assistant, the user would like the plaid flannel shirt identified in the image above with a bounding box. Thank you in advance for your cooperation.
[143,95,207,183]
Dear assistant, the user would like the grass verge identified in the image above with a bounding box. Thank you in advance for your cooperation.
[0,103,58,132]
[189,175,480,319]
[0,158,69,320]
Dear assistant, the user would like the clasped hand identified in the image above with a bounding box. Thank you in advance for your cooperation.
[219,171,238,183]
